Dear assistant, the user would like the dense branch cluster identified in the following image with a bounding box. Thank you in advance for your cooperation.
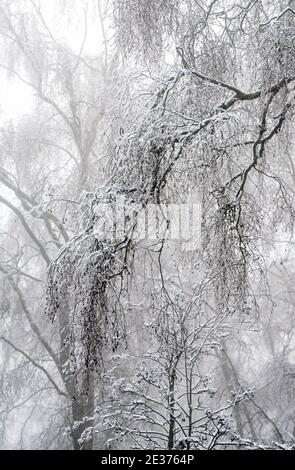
[1,0,295,450]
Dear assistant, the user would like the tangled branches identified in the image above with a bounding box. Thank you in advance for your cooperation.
[45,207,133,378]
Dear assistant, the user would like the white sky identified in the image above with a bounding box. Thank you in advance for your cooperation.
[0,0,104,122]
[0,78,34,121]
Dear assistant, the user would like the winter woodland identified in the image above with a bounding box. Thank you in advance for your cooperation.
[0,0,295,450]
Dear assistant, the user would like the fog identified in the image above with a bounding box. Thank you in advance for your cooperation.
[0,0,295,451]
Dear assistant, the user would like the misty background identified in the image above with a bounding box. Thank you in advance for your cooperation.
[0,0,295,450]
